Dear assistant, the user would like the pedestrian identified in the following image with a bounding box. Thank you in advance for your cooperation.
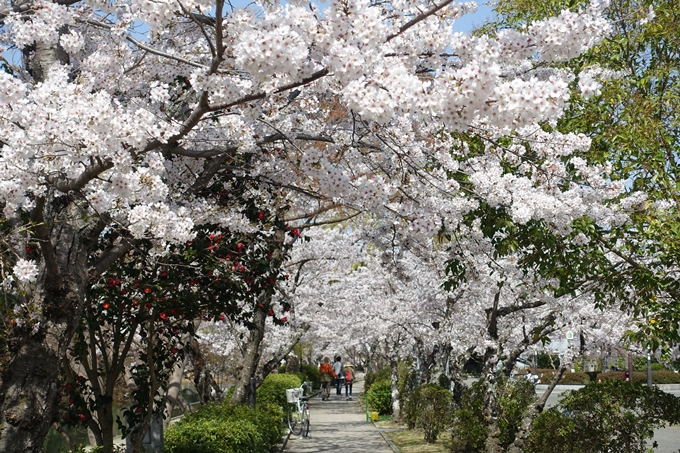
[332,356,344,396]
[344,362,355,400]
[319,357,336,401]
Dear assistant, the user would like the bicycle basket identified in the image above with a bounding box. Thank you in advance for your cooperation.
[286,388,303,403]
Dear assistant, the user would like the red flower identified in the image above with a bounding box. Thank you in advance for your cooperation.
[171,347,178,354]
[161,271,168,278]
[68,398,74,405]
[25,245,33,254]
[144,287,152,294]
[290,228,300,237]
[102,303,110,310]
[219,315,226,321]
[236,243,244,253]
[135,408,142,413]
[257,211,266,220]
[76,376,85,383]
[107,278,116,287]
[268,309,275,316]
[159,312,169,321]
[79,414,87,421]
[145,302,153,309]
[282,317,288,323]
[132,300,139,307]
[284,307,290,312]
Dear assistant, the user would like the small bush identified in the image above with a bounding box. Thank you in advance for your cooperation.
[256,373,302,407]
[365,368,390,391]
[164,403,283,453]
[405,384,452,443]
[367,379,393,415]
[300,364,321,390]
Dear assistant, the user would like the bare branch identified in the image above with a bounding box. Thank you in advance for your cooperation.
[30,197,62,290]
[46,158,114,193]
[385,0,457,42]
[88,236,136,282]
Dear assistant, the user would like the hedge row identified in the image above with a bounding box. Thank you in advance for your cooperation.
[164,402,283,453]
[524,369,680,384]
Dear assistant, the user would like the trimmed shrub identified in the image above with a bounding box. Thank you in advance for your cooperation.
[405,384,452,443]
[164,403,283,453]
[300,364,321,390]
[256,373,302,407]
[558,372,590,385]
[526,380,680,453]
[367,379,392,415]
[597,370,680,384]
[365,368,390,391]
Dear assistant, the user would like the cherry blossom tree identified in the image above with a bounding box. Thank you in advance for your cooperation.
[0,0,619,450]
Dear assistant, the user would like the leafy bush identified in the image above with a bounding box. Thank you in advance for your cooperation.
[526,380,680,453]
[367,379,393,415]
[300,364,321,390]
[405,384,452,443]
[256,373,302,407]
[365,368,390,391]
[165,403,283,453]
[596,370,680,384]
[450,377,537,452]
[558,372,590,385]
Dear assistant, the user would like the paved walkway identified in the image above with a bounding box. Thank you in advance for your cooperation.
[284,376,393,453]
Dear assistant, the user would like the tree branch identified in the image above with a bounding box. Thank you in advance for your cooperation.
[385,0,457,42]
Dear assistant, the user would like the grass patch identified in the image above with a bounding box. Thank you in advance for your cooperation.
[385,429,450,453]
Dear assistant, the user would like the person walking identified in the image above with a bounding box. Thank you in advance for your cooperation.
[332,356,344,396]
[344,362,355,400]
[319,357,336,401]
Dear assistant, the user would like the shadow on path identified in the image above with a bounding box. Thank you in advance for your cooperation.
[284,375,393,453]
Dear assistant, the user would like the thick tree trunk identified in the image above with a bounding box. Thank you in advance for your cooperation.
[0,198,102,453]
[230,308,267,405]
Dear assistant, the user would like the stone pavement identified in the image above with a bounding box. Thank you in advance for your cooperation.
[283,376,394,453]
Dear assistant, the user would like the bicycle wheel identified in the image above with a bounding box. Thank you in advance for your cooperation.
[301,408,310,437]
[287,405,302,436]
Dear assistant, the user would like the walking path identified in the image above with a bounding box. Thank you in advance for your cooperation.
[283,376,394,453]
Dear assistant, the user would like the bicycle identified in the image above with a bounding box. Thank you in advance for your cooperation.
[286,381,312,437]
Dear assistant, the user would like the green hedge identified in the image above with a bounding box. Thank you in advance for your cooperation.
[164,403,283,453]
[528,370,590,384]
[367,379,392,415]
[256,373,302,408]
[596,370,680,384]
[300,364,321,390]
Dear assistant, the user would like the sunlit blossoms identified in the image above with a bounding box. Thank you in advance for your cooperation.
[12,259,39,284]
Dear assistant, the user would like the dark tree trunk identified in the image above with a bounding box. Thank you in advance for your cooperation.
[0,197,103,453]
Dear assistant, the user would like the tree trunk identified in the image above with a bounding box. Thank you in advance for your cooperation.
[390,358,401,421]
[230,308,267,405]
[0,198,103,453]
[481,358,504,453]
[506,366,567,453]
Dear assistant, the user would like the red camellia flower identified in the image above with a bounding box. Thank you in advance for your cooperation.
[161,271,168,278]
[284,307,290,312]
[76,376,85,383]
[282,317,288,323]
[236,243,244,253]
[268,309,275,316]
[144,287,152,294]
[107,278,116,287]
[171,347,178,355]
[132,300,139,307]
[102,303,110,310]
[135,408,142,413]
[79,414,87,421]
[25,245,33,254]
[145,302,153,309]
[290,228,300,237]
[257,211,265,220]
[68,398,74,405]
[219,315,226,321]
[159,312,169,321]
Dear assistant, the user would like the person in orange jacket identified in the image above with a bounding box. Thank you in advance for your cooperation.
[319,357,336,401]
